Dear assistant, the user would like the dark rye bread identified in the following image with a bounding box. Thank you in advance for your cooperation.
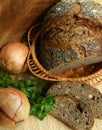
[43,0,102,24]
[39,0,102,73]
[49,96,94,130]
[47,81,102,119]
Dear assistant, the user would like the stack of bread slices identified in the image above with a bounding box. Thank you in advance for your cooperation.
[46,81,102,130]
[39,0,102,130]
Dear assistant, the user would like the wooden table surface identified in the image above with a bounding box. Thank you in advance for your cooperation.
[0,115,102,130]
[0,82,102,130]
[0,0,102,130]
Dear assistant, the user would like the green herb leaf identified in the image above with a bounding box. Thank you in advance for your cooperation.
[30,95,55,120]
[0,71,55,120]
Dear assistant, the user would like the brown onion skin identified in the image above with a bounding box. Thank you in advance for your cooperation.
[0,42,29,74]
[0,88,30,128]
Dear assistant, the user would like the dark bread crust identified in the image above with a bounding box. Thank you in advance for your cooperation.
[43,0,102,24]
[49,96,94,130]
[39,0,102,74]
[47,81,102,119]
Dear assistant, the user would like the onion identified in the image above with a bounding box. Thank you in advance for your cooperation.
[0,42,29,74]
[0,88,30,128]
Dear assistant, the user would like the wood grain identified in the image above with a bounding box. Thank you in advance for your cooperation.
[0,0,59,48]
[0,0,102,49]
[0,0,102,130]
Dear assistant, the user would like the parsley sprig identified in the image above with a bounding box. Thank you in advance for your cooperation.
[0,72,55,120]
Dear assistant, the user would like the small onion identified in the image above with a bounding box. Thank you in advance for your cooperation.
[0,42,29,74]
[0,87,30,128]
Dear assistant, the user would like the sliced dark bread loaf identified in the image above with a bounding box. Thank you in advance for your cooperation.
[47,81,102,119]
[49,96,94,130]
[39,0,102,73]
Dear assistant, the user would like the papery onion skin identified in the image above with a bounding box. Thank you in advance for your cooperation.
[0,110,15,128]
[0,88,30,128]
[0,42,29,74]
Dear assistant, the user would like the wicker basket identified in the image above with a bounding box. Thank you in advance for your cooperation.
[27,24,41,48]
[27,24,102,86]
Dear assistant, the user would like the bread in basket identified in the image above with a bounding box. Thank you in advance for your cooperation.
[27,0,102,86]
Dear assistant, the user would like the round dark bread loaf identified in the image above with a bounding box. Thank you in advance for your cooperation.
[46,81,102,119]
[49,96,94,130]
[43,0,102,24]
[39,0,102,73]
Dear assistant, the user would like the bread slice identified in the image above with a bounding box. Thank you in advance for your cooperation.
[47,81,102,119]
[49,96,94,130]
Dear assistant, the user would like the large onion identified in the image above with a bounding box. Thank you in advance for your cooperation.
[0,87,30,128]
[0,42,29,74]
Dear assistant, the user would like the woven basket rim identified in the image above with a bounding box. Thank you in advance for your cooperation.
[27,24,102,86]
[27,24,41,48]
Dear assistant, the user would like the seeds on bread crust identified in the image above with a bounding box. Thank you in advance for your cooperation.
[43,0,102,24]
[39,0,102,74]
